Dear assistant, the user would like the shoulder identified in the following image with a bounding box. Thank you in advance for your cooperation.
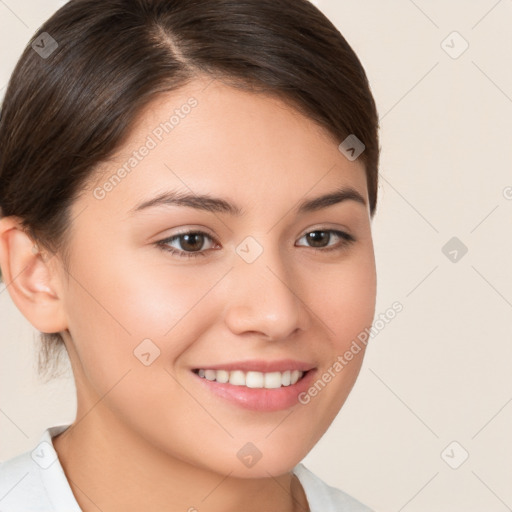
[292,463,374,512]
[0,424,80,512]
[0,449,51,512]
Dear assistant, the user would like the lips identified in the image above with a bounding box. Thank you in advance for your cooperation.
[191,359,317,411]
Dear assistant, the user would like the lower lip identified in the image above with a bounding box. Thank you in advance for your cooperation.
[192,370,317,412]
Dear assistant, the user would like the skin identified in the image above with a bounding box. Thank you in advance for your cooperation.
[0,76,377,512]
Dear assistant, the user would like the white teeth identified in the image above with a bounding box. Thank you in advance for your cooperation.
[216,370,230,383]
[229,370,246,386]
[246,371,264,388]
[196,369,305,388]
[264,372,282,389]
[204,369,216,381]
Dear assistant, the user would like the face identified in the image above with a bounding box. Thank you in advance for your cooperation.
[54,77,376,478]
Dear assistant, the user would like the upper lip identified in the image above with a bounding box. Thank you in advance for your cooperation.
[192,359,315,373]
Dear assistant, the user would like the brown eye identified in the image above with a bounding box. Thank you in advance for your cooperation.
[179,233,207,252]
[296,229,355,251]
[156,230,218,258]
[305,231,331,248]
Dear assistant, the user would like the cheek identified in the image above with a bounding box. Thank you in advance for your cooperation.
[63,245,230,380]
[299,249,376,413]
[316,249,377,348]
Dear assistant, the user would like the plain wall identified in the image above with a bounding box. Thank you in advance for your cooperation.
[1,1,511,511]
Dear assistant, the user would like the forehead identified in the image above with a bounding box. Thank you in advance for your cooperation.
[81,78,368,217]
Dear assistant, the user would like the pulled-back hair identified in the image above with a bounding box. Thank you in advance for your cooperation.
[0,0,379,379]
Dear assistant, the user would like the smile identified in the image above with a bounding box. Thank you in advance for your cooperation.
[194,369,305,388]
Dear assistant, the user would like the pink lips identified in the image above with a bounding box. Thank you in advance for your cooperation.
[191,359,317,412]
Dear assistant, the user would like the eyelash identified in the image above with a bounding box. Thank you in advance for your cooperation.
[155,229,356,259]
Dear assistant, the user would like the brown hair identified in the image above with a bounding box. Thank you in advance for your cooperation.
[0,0,379,380]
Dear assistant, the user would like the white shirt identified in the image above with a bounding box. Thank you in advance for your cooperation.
[0,424,373,511]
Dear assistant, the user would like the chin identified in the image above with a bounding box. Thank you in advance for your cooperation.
[230,436,316,479]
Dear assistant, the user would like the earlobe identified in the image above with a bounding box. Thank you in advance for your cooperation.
[0,216,68,333]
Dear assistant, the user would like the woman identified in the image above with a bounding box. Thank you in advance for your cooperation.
[0,0,379,510]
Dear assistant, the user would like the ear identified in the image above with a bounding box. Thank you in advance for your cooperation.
[0,216,68,333]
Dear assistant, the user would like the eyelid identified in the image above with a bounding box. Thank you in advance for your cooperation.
[298,223,353,239]
[159,225,217,238]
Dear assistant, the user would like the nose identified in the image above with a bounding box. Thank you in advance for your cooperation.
[222,241,311,341]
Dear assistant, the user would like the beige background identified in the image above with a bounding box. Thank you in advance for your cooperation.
[1,1,511,511]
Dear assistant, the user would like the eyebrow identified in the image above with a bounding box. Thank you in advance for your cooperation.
[129,186,367,216]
